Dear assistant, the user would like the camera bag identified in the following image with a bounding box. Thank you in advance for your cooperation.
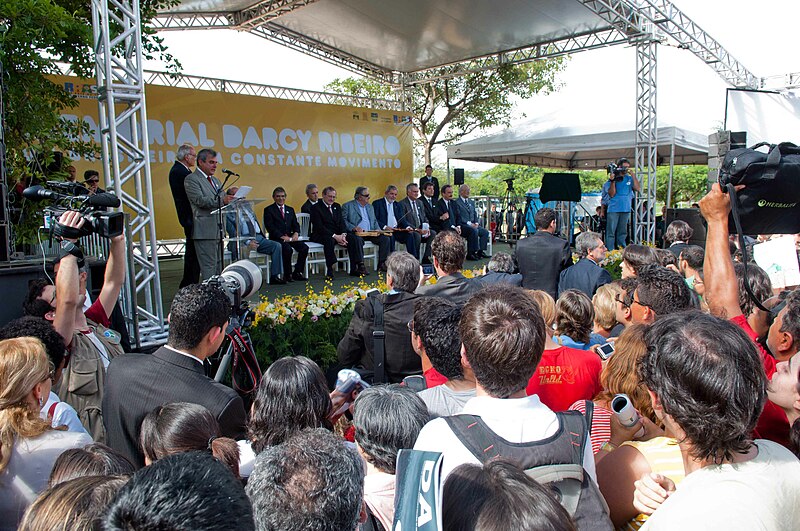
[719,142,800,235]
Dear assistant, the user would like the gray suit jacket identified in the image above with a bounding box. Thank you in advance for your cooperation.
[454,197,479,225]
[415,272,483,306]
[342,200,380,232]
[184,169,223,240]
[399,197,428,229]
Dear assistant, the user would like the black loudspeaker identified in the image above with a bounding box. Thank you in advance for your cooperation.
[540,173,581,203]
[665,208,706,247]
[730,131,747,150]
[454,168,465,185]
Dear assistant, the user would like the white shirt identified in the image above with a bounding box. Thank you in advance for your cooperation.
[165,345,204,366]
[385,199,397,228]
[413,394,596,483]
[642,440,800,530]
[41,391,88,435]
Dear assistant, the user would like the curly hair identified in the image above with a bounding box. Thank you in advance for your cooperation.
[595,324,655,423]
[412,297,463,379]
[636,265,693,318]
[555,289,594,345]
[248,356,332,454]
[639,312,766,463]
[733,262,772,317]
[353,385,429,474]
[0,316,66,373]
[431,230,466,274]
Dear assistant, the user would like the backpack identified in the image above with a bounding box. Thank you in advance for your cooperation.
[444,411,612,531]
[367,292,386,384]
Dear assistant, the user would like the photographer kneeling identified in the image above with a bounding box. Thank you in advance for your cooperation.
[23,211,127,442]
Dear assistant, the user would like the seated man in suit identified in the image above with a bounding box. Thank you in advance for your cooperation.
[558,231,611,298]
[400,182,434,263]
[341,186,391,275]
[301,183,319,215]
[455,184,490,260]
[102,284,247,466]
[515,207,573,299]
[420,181,440,233]
[373,185,419,258]
[416,230,482,307]
[224,187,285,285]
[310,186,359,280]
[435,185,462,237]
[263,186,308,282]
[337,251,423,383]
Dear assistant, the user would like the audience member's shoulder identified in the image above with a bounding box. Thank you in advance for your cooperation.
[108,352,151,369]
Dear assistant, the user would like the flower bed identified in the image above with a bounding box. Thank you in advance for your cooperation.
[247,268,486,371]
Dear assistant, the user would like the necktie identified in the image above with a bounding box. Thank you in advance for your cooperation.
[411,201,419,226]
[280,205,285,219]
[206,176,216,190]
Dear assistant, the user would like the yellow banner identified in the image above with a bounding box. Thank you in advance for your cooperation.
[54,76,413,239]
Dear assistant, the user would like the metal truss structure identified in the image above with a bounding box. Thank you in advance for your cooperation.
[92,0,166,347]
[634,39,658,244]
[143,70,402,110]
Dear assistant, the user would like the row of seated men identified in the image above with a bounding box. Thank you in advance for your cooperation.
[298,181,490,279]
[225,181,492,281]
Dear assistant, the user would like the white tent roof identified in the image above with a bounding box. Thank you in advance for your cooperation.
[446,115,709,169]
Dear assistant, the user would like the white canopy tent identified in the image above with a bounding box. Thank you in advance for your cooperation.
[447,116,709,208]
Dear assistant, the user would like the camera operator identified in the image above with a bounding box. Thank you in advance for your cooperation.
[22,211,127,442]
[605,158,640,250]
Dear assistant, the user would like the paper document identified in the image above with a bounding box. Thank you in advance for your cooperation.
[234,186,252,199]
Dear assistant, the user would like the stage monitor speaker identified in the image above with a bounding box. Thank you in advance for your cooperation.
[453,168,465,185]
[665,208,706,247]
[540,173,581,203]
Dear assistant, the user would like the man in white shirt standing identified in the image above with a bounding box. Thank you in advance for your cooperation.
[414,285,596,482]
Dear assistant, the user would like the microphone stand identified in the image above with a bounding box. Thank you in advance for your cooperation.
[214,172,232,275]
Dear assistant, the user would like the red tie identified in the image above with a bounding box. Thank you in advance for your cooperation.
[206,176,216,190]
[280,206,285,219]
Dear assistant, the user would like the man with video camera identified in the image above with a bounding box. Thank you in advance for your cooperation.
[22,211,127,442]
[605,157,640,250]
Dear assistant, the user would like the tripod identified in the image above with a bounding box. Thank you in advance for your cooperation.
[498,178,522,246]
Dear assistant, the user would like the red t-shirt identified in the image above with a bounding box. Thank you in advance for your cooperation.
[730,314,790,447]
[526,346,602,412]
[84,298,111,328]
[424,367,448,389]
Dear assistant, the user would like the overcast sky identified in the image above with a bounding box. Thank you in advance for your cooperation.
[143,0,800,168]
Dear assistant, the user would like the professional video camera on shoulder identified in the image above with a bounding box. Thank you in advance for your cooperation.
[23,182,124,238]
[606,157,631,183]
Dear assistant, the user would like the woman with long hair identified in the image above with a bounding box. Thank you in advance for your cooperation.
[140,402,240,477]
[620,245,658,279]
[553,289,605,349]
[0,337,92,529]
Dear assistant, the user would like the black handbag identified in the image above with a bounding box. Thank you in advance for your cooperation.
[719,142,800,235]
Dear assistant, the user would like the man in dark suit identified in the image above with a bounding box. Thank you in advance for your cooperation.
[102,284,247,467]
[454,184,490,260]
[420,164,440,202]
[341,186,391,275]
[184,149,233,280]
[420,181,440,233]
[415,230,482,307]
[436,184,460,230]
[399,182,435,263]
[558,231,611,298]
[301,183,319,216]
[264,186,308,282]
[337,252,422,383]
[373,184,419,258]
[515,207,573,299]
[310,186,359,279]
[168,144,201,287]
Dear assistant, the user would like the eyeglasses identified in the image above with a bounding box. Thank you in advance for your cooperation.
[86,180,99,184]
[361,194,370,198]
[630,297,653,310]
[46,361,56,384]
[407,320,415,333]
[614,293,630,309]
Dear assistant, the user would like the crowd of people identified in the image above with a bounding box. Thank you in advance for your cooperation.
[3,156,800,530]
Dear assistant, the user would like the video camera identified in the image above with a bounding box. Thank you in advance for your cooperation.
[203,260,263,322]
[23,182,124,239]
[606,162,629,182]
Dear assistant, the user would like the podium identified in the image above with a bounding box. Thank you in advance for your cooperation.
[214,198,269,265]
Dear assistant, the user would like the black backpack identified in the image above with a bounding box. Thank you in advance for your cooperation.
[444,411,612,531]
